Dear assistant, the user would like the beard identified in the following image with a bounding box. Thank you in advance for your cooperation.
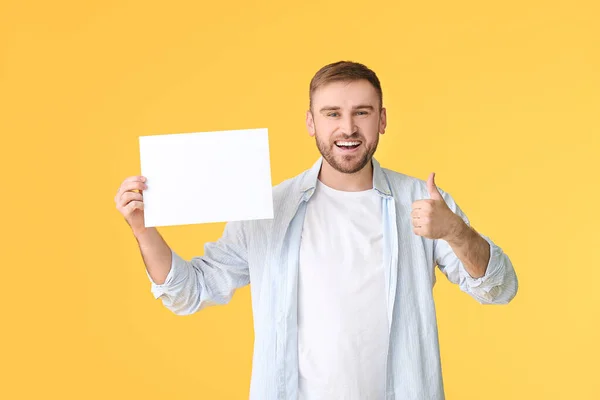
[315,131,379,174]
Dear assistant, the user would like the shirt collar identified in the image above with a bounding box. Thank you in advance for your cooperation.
[300,156,393,199]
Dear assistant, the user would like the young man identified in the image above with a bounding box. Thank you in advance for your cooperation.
[115,61,518,400]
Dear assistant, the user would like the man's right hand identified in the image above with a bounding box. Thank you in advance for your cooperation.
[115,176,148,235]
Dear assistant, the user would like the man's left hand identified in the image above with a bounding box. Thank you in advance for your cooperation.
[411,173,464,240]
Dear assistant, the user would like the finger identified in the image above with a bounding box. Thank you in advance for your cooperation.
[412,200,432,211]
[118,192,143,208]
[119,181,148,196]
[412,200,425,210]
[427,172,443,200]
[124,200,144,214]
[123,176,146,184]
[115,177,147,201]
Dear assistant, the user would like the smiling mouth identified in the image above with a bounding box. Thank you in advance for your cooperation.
[335,140,361,150]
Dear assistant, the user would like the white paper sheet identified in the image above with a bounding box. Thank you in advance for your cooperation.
[139,128,274,227]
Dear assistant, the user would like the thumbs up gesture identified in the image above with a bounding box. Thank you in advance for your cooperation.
[411,173,462,240]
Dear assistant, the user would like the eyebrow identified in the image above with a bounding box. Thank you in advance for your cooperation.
[319,104,375,113]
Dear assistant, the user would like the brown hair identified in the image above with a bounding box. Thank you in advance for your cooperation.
[309,61,383,111]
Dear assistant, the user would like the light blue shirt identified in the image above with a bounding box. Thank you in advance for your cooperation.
[148,157,518,400]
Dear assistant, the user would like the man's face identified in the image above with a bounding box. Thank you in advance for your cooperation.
[306,79,387,174]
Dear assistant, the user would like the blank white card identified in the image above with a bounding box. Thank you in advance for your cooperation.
[139,128,274,227]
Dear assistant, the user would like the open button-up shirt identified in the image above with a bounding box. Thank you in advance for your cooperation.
[148,157,518,400]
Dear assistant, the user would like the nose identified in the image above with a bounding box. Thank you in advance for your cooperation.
[340,114,358,136]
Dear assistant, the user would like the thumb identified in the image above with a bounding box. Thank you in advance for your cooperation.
[427,172,443,200]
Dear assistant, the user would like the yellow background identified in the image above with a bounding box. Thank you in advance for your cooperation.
[2,0,598,398]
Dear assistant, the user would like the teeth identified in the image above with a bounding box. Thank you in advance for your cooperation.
[336,141,360,147]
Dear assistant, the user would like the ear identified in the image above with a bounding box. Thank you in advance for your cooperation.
[306,110,316,137]
[379,107,387,135]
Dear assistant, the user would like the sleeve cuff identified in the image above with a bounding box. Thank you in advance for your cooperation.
[463,234,506,295]
[146,249,187,299]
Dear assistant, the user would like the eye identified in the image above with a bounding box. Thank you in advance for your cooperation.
[356,111,368,116]
[327,112,339,117]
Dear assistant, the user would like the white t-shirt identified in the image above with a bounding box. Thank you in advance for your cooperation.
[298,179,388,400]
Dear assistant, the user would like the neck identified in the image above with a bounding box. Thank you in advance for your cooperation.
[318,158,374,192]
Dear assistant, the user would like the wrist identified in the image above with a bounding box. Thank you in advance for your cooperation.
[133,226,151,240]
[444,215,468,243]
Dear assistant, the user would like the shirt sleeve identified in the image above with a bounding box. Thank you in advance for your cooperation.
[433,190,519,305]
[146,220,250,315]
